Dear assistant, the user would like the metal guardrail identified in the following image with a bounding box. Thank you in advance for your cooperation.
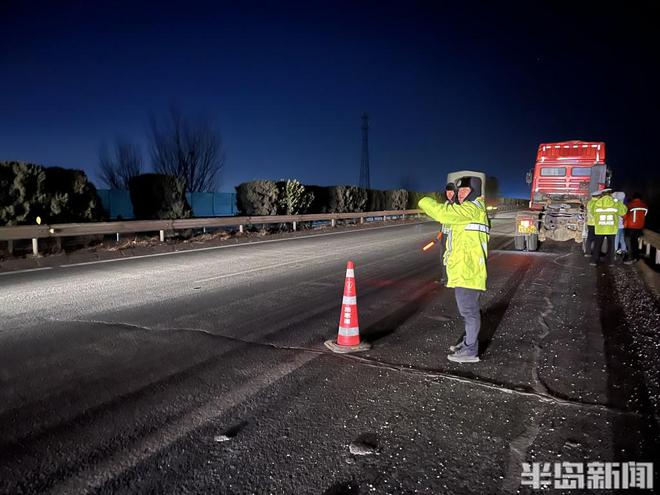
[0,209,423,256]
[641,229,660,265]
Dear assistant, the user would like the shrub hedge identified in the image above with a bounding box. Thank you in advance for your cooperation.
[128,173,192,220]
[236,180,280,216]
[236,181,440,216]
[0,161,104,226]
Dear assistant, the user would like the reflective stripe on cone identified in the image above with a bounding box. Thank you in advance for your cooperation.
[325,260,371,353]
[337,260,360,346]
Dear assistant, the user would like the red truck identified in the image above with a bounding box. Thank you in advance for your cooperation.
[515,140,611,250]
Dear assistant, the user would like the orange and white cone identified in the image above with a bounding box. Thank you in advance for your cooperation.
[325,260,371,353]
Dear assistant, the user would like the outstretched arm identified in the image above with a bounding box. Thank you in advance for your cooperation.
[418,197,481,225]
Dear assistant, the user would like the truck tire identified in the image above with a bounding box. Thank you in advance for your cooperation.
[526,233,539,251]
[514,235,525,251]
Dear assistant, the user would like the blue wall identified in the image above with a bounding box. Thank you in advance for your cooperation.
[98,190,238,219]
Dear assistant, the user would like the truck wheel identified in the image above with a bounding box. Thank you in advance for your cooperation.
[526,233,539,251]
[514,235,525,251]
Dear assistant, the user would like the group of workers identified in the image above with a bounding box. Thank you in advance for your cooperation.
[584,189,648,266]
[417,178,650,365]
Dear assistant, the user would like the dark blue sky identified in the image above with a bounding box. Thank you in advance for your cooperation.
[1,1,658,196]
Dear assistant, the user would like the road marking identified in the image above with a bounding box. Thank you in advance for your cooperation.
[0,221,431,276]
[0,266,52,276]
[49,351,318,495]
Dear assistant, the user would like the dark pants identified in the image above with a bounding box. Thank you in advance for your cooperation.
[626,229,643,261]
[585,225,596,255]
[455,287,481,356]
[592,234,615,265]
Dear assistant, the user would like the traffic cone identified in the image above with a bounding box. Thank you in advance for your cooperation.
[324,261,371,353]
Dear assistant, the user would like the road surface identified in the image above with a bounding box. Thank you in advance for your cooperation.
[1,215,658,494]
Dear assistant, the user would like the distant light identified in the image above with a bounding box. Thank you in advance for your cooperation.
[422,241,435,251]
[36,216,41,225]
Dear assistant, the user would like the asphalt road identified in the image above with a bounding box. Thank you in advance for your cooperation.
[1,215,658,494]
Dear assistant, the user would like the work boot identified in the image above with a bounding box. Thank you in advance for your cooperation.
[447,348,480,363]
[589,261,597,266]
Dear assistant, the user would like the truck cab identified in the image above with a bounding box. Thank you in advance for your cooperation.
[529,141,610,209]
[516,140,611,250]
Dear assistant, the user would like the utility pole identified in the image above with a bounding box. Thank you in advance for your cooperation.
[359,113,371,189]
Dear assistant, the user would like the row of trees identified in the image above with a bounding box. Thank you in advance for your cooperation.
[236,180,439,216]
[99,108,224,193]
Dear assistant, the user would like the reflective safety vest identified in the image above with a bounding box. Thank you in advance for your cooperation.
[589,194,627,235]
[624,199,648,230]
[418,196,489,291]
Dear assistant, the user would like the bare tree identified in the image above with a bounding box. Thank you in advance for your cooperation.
[149,108,224,192]
[98,140,143,189]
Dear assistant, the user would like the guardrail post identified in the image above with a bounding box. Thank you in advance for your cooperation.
[115,233,120,243]
[402,213,406,220]
[239,224,244,234]
[383,214,387,221]
[646,242,651,257]
[656,248,660,265]
[159,230,165,242]
[292,221,297,232]
[55,237,62,252]
[360,217,364,224]
[639,237,644,250]
[331,218,336,228]
[32,238,38,257]
[7,240,13,255]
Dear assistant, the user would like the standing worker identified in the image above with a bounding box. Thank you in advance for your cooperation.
[613,191,627,258]
[584,190,602,257]
[624,193,649,264]
[589,188,627,266]
[418,176,489,363]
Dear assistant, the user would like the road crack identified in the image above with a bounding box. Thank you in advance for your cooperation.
[47,317,658,420]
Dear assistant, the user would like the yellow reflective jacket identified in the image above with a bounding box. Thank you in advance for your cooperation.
[418,196,489,291]
[589,194,627,235]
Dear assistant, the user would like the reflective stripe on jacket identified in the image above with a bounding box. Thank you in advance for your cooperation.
[586,198,596,226]
[418,196,489,291]
[624,199,648,230]
[589,194,627,235]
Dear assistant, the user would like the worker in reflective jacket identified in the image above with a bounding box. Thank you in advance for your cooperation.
[418,176,489,363]
[583,190,602,257]
[624,193,648,264]
[588,188,627,266]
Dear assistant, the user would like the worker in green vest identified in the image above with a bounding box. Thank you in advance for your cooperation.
[588,188,627,266]
[418,176,489,363]
[583,190,601,257]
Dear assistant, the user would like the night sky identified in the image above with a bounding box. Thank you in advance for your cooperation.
[1,1,658,196]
